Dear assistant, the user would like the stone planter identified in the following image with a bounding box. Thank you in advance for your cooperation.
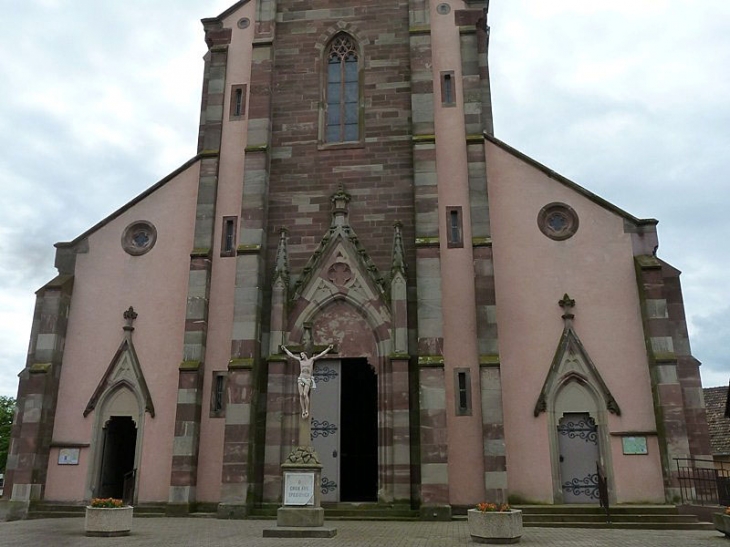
[467,508,522,544]
[713,513,730,537]
[85,506,133,537]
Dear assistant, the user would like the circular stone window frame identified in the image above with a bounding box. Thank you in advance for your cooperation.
[436,3,451,14]
[121,220,158,256]
[537,202,579,241]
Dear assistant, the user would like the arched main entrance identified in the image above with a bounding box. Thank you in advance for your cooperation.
[313,357,378,502]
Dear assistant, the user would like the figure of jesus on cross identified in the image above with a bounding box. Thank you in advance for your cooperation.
[282,344,334,419]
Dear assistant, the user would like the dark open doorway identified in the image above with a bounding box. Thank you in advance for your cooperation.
[340,358,378,501]
[98,416,137,499]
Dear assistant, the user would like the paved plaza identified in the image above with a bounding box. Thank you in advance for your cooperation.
[0,518,727,547]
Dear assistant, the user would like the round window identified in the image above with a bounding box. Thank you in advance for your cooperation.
[537,203,579,241]
[121,221,157,256]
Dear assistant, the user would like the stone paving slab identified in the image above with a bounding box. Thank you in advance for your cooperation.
[0,518,727,547]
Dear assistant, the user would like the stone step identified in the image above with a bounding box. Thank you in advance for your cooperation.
[514,504,681,515]
[28,503,167,519]
[523,513,699,524]
[189,512,217,519]
[523,521,715,530]
[132,505,167,516]
[511,504,712,530]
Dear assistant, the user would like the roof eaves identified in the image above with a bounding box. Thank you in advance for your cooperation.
[204,0,252,24]
[55,153,207,249]
[483,132,658,228]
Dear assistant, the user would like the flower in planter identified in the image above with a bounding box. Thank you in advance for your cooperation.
[90,498,125,508]
[476,502,511,512]
[724,506,730,516]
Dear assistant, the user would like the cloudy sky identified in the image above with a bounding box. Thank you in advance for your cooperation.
[0,0,728,398]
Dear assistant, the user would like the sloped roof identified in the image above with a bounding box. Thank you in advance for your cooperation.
[704,385,730,456]
[484,133,658,228]
[55,153,205,249]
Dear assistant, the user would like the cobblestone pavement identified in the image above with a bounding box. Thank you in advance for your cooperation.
[0,518,726,547]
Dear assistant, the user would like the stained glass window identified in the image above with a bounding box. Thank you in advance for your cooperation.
[325,34,360,143]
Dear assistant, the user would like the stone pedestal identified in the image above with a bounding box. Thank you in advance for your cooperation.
[263,444,337,538]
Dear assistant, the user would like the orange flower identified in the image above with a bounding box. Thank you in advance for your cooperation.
[90,498,124,508]
[476,502,510,512]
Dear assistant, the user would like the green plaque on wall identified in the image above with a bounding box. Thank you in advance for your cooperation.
[622,436,648,455]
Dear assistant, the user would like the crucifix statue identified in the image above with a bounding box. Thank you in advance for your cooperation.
[281,344,334,419]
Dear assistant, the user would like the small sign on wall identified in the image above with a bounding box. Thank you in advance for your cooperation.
[622,436,648,455]
[283,472,315,506]
[58,448,80,465]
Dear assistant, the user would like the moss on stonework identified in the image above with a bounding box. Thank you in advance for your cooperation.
[236,244,261,254]
[412,134,436,143]
[244,144,268,153]
[479,355,500,366]
[190,248,211,258]
[179,360,201,371]
[29,362,52,374]
[636,255,661,269]
[415,237,439,246]
[390,352,410,360]
[472,237,492,247]
[418,355,445,367]
[228,358,254,369]
[409,25,431,35]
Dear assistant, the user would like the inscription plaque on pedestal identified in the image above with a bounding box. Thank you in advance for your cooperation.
[284,472,315,506]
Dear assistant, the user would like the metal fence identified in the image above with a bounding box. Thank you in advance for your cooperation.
[675,458,730,506]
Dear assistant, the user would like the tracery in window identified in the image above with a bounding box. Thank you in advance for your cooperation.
[325,34,360,143]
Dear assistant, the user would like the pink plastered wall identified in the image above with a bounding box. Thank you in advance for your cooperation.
[430,1,485,504]
[44,161,200,503]
[486,141,664,503]
[195,1,256,503]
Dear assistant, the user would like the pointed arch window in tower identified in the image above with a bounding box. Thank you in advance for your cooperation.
[325,34,360,143]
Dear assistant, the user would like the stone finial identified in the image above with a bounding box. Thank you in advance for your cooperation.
[558,293,575,325]
[273,227,290,286]
[391,221,406,278]
[330,183,351,226]
[123,306,138,332]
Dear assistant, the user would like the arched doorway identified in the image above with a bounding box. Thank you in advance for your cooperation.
[98,416,137,499]
[88,384,144,503]
[557,412,599,503]
[313,357,378,502]
[548,377,613,504]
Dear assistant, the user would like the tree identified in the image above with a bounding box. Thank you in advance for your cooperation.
[0,396,15,473]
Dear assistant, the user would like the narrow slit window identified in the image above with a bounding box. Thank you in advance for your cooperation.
[446,206,463,248]
[234,88,243,116]
[441,71,455,106]
[221,216,237,257]
[458,372,467,409]
[455,368,471,415]
[211,372,227,417]
[229,84,247,120]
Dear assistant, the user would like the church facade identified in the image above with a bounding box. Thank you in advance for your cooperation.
[4,1,711,518]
